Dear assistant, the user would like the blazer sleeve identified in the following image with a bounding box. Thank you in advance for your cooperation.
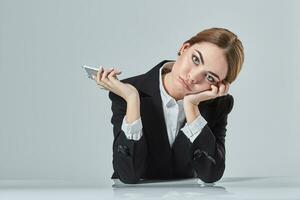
[172,94,234,183]
[108,91,148,184]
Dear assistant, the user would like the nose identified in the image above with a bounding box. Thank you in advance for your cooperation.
[187,69,204,84]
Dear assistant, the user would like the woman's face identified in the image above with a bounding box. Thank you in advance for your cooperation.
[170,42,228,97]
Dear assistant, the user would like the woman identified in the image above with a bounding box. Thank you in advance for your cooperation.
[92,27,244,184]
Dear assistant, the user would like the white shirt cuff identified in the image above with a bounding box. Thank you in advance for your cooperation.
[121,116,143,140]
[180,114,207,143]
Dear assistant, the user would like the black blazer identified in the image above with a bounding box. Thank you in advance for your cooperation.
[108,60,234,184]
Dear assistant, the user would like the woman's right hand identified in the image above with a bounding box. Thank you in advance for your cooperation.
[91,66,139,101]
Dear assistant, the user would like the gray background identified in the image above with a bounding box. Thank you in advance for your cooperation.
[0,0,299,186]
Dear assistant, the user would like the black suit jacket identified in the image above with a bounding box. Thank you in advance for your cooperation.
[108,60,234,184]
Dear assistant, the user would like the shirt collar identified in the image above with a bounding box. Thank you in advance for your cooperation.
[159,61,184,108]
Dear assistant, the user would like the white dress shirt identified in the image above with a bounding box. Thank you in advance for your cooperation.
[121,61,207,147]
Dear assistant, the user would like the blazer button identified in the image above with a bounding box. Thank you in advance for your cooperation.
[193,149,216,165]
[117,145,130,156]
[193,149,203,160]
[202,151,216,165]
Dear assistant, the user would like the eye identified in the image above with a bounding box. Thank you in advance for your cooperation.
[206,74,215,83]
[192,55,200,65]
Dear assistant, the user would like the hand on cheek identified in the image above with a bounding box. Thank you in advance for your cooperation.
[215,81,230,97]
[183,81,230,106]
[210,84,219,96]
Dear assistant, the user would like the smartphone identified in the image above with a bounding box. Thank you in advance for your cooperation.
[81,65,101,80]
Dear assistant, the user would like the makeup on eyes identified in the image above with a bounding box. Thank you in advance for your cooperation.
[192,49,222,82]
[192,55,200,65]
[207,71,220,82]
[206,74,215,83]
[190,62,216,84]
[190,52,222,86]
[194,49,205,64]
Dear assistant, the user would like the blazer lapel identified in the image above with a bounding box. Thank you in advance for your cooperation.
[136,60,174,175]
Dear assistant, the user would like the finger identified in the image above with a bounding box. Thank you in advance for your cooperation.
[96,67,101,81]
[109,69,122,78]
[96,66,104,83]
[101,68,115,88]
[112,69,122,77]
[115,70,122,75]
[218,83,226,96]
[96,67,120,91]
[211,85,218,96]
[224,83,230,94]
[98,65,103,72]
[101,68,113,81]
[222,82,229,95]
[107,69,122,81]
[96,68,111,89]
[107,70,117,83]
[107,70,120,83]
[99,66,104,79]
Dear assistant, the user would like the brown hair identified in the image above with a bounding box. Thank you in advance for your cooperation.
[178,27,244,83]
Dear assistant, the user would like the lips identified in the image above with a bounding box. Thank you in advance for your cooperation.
[178,77,192,91]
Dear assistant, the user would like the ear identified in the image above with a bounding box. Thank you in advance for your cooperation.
[178,43,191,56]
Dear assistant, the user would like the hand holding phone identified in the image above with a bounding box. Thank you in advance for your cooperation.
[82,65,139,101]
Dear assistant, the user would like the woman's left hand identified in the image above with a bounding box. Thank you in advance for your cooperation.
[183,81,230,106]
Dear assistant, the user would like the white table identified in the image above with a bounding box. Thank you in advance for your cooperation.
[0,176,299,199]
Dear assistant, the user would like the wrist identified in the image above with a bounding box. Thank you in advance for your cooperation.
[125,94,141,124]
[183,101,200,123]
[125,93,139,103]
[183,98,200,107]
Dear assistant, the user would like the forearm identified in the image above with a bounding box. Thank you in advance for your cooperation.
[125,95,141,124]
[184,101,201,124]
[113,131,148,184]
[114,95,146,184]
[174,124,225,183]
[109,91,147,184]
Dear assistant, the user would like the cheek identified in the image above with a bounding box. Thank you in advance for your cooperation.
[179,54,192,68]
[172,63,185,77]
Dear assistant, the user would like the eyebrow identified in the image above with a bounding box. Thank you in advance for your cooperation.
[195,49,220,81]
[207,71,220,81]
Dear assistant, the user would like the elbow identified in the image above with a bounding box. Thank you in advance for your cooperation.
[195,161,225,184]
[200,172,224,183]
[118,175,140,184]
[113,160,142,184]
